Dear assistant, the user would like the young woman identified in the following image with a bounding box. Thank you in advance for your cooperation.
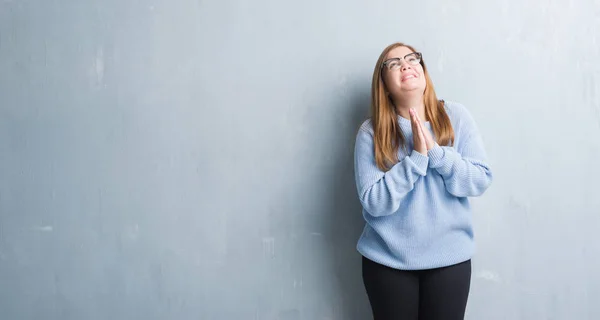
[354,42,493,320]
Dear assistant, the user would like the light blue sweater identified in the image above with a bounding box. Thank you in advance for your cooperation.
[354,100,492,270]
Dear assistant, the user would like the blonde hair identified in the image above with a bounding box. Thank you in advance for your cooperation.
[370,42,454,171]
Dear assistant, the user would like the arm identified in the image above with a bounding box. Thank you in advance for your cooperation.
[354,127,429,217]
[427,109,493,197]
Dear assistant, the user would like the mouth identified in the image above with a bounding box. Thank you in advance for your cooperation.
[401,74,417,81]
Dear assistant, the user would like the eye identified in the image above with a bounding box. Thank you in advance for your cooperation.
[407,53,421,64]
[388,61,400,69]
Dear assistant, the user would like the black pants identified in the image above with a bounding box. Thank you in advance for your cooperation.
[362,256,471,320]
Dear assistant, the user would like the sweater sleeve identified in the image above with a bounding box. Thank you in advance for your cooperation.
[354,127,429,217]
[427,107,493,197]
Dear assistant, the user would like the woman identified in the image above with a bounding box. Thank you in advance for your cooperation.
[354,42,493,320]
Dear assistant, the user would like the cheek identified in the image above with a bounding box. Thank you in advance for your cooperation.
[417,69,426,86]
[384,72,401,88]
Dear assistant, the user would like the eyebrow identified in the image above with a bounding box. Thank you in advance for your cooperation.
[386,53,415,60]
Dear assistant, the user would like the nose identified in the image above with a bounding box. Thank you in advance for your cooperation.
[400,61,412,72]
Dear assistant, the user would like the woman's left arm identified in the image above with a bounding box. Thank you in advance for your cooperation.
[426,109,493,197]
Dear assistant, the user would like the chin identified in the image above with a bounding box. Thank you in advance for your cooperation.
[402,86,425,93]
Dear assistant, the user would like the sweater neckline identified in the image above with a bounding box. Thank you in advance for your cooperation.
[397,114,431,130]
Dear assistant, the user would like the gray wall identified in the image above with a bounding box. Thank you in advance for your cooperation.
[1,0,599,319]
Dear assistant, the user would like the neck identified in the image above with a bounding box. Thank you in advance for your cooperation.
[392,94,426,121]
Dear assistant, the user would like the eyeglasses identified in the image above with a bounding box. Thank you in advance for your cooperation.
[381,52,422,70]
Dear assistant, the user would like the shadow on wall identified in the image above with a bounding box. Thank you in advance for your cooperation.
[321,83,372,320]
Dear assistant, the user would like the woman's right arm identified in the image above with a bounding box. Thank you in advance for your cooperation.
[354,127,429,217]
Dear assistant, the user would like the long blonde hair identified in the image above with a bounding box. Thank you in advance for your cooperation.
[371,42,454,171]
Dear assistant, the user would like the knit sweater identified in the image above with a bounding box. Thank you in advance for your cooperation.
[354,100,493,270]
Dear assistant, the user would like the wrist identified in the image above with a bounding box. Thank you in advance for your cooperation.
[427,144,445,167]
[427,141,436,150]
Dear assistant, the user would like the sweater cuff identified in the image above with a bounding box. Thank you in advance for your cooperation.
[427,143,445,168]
[409,150,429,175]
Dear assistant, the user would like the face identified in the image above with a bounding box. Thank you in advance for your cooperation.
[381,46,426,98]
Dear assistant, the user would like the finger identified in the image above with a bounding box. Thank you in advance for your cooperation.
[413,111,424,131]
[411,109,420,128]
[422,122,433,143]
[409,109,417,131]
[413,110,421,122]
[417,120,428,140]
[416,125,426,153]
[416,117,428,146]
[414,114,431,141]
[411,110,422,133]
[416,118,426,141]
[411,119,418,140]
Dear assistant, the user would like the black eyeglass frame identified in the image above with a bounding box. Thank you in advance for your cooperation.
[381,52,423,70]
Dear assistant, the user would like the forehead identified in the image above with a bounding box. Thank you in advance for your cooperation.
[385,46,414,60]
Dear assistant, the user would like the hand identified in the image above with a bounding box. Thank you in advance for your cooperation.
[413,111,435,150]
[409,108,427,155]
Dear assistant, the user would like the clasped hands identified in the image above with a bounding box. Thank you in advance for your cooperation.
[409,108,436,155]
